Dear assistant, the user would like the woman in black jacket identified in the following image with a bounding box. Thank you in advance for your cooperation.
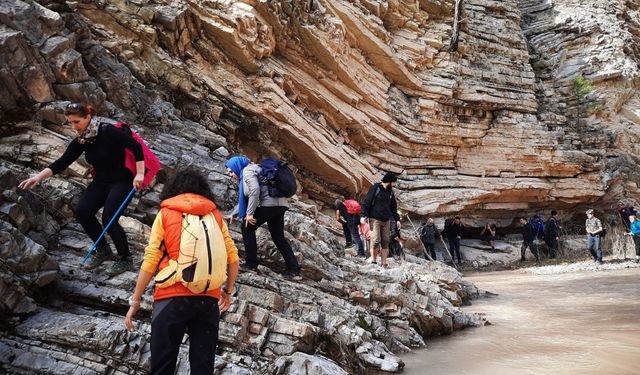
[19,103,145,276]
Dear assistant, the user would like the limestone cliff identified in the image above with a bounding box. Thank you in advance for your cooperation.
[3,0,639,225]
[1,0,640,373]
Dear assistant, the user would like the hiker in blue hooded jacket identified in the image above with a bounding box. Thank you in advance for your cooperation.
[18,103,145,276]
[226,156,301,279]
[360,172,400,267]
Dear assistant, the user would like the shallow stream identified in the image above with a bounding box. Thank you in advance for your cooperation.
[402,268,640,374]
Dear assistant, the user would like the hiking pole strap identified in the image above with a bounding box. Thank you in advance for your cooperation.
[82,187,136,264]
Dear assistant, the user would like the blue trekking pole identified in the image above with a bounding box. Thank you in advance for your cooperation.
[82,188,136,264]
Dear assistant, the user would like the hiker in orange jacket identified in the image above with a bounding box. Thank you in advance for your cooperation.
[124,169,239,375]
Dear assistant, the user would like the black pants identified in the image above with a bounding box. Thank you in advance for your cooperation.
[633,235,640,256]
[546,237,558,258]
[346,214,364,255]
[521,240,539,260]
[241,206,300,271]
[422,241,436,260]
[150,297,219,375]
[449,237,461,263]
[341,219,352,246]
[75,179,133,256]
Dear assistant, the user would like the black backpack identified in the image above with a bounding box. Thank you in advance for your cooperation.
[259,159,297,198]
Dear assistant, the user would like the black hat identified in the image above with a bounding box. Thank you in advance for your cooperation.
[382,173,397,183]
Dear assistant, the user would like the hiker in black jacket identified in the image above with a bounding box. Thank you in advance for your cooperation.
[420,218,440,260]
[19,103,146,276]
[361,173,400,267]
[445,216,464,264]
[545,210,560,259]
[520,217,540,262]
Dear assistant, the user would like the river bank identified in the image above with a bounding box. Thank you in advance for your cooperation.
[401,266,640,375]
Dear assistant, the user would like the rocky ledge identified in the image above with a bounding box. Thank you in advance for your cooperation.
[0,164,485,374]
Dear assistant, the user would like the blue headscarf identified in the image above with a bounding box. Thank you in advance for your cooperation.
[226,156,250,218]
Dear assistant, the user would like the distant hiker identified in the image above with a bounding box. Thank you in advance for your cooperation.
[359,219,371,257]
[520,217,540,262]
[617,203,636,230]
[625,215,640,262]
[529,213,545,240]
[420,218,440,260]
[335,199,353,248]
[361,173,400,267]
[389,219,405,260]
[226,156,301,279]
[335,198,365,257]
[18,103,155,276]
[480,223,497,250]
[544,210,560,259]
[444,216,464,264]
[585,209,604,264]
[124,169,239,375]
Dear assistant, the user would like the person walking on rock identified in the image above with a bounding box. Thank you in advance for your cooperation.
[361,172,400,267]
[335,199,353,248]
[420,218,440,260]
[445,216,464,264]
[226,156,301,279]
[18,103,146,276]
[335,198,365,257]
[545,210,560,259]
[520,217,539,262]
[124,169,239,375]
[585,209,604,264]
[625,215,640,262]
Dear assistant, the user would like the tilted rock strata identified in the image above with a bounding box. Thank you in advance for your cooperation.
[2,0,639,227]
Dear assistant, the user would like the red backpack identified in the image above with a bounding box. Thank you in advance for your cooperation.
[343,199,362,215]
[115,122,161,190]
[90,118,161,190]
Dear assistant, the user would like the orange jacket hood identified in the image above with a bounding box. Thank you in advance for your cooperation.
[160,193,216,215]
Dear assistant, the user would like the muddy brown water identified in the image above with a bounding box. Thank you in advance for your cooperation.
[401,268,640,375]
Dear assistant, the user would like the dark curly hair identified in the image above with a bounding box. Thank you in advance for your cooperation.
[160,168,217,202]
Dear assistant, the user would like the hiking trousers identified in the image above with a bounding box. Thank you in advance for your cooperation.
[521,240,539,260]
[346,214,364,255]
[242,206,300,272]
[75,179,133,257]
[422,240,436,260]
[546,237,558,258]
[634,235,640,257]
[340,220,353,246]
[150,296,219,375]
[448,237,461,263]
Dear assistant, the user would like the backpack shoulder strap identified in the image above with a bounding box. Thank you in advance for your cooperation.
[211,209,224,230]
[370,183,382,211]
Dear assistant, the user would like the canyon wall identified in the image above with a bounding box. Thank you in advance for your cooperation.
[1,0,640,373]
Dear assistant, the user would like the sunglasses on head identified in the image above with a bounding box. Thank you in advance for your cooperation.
[64,103,89,116]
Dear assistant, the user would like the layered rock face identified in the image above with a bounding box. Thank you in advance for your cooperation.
[1,0,639,372]
[0,167,483,374]
[2,0,639,225]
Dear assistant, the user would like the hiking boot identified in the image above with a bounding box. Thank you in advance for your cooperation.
[83,243,115,270]
[283,269,302,281]
[239,263,258,273]
[106,256,134,277]
[520,257,526,262]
